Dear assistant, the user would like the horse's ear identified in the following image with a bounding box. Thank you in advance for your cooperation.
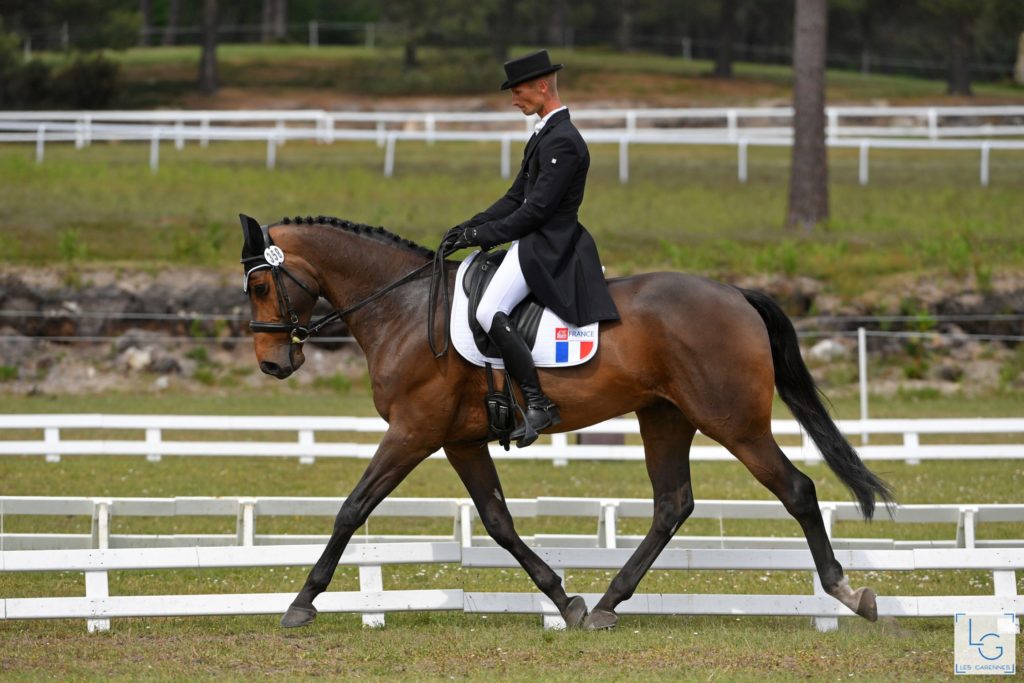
[240,213,264,256]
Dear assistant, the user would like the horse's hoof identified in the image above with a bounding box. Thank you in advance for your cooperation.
[562,595,588,629]
[583,608,618,631]
[280,604,317,628]
[853,587,878,622]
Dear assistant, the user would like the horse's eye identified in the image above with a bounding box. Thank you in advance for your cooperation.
[252,283,269,296]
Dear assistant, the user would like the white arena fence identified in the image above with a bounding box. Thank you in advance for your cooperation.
[1,105,1022,184]
[1,495,1021,633]
[1,414,1023,466]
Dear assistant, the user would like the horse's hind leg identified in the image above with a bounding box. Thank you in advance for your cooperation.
[444,442,588,628]
[583,401,696,630]
[728,434,878,621]
[281,430,435,628]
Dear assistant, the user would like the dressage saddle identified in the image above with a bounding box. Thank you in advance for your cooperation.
[463,250,544,359]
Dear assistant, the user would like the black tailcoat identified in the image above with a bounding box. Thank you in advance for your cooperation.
[466,109,620,326]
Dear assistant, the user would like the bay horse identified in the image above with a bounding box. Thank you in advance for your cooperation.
[239,214,893,631]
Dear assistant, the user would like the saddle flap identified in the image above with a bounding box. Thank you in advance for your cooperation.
[463,250,544,358]
[451,251,600,369]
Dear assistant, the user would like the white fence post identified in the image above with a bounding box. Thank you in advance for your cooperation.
[149,130,160,173]
[456,501,474,548]
[200,118,210,148]
[298,429,315,465]
[87,499,112,633]
[904,432,921,466]
[812,504,838,633]
[266,135,277,170]
[618,138,629,184]
[44,427,61,463]
[425,114,436,145]
[858,140,870,186]
[858,327,869,445]
[174,120,185,151]
[384,133,396,177]
[598,502,619,549]
[726,109,738,142]
[359,565,386,627]
[927,108,938,140]
[308,20,319,48]
[802,428,822,466]
[980,143,990,187]
[145,428,162,462]
[737,138,748,183]
[550,433,569,467]
[236,498,256,546]
[35,124,45,164]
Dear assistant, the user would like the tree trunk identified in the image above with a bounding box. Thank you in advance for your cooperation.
[1015,32,1024,86]
[139,0,152,46]
[403,40,419,70]
[786,0,829,233]
[162,0,181,46]
[616,0,632,53]
[947,13,973,96]
[273,0,288,42]
[261,0,273,43]
[489,0,515,63]
[198,0,219,95]
[547,0,568,47]
[714,0,736,78]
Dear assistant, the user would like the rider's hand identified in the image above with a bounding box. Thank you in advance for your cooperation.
[443,224,473,251]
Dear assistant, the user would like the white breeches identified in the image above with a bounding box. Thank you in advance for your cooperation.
[476,241,531,334]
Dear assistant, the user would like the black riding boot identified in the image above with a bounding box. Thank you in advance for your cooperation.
[488,311,561,447]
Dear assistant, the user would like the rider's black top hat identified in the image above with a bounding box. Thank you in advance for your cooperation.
[500,50,563,90]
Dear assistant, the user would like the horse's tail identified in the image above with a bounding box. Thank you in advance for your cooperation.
[739,288,894,520]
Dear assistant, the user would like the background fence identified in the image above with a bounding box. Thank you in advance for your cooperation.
[1,105,1022,182]
[2,414,1024,465]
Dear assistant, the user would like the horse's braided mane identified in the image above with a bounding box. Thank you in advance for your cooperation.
[275,215,435,259]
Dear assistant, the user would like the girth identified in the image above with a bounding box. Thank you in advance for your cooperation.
[463,250,544,358]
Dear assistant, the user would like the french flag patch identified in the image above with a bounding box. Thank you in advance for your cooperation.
[555,327,596,363]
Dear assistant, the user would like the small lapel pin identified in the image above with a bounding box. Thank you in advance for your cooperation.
[551,158,557,164]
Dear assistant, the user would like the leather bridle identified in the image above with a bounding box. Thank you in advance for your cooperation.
[241,225,442,346]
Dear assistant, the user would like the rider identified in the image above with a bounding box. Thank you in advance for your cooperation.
[447,50,619,447]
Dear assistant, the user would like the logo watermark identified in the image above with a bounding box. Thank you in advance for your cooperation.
[954,613,1018,675]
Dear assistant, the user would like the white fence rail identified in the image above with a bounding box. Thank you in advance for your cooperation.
[2,541,1020,632]
[1,106,1022,183]
[2,414,1023,466]
[2,495,1022,553]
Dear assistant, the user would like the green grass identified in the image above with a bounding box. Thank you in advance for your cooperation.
[2,141,1022,297]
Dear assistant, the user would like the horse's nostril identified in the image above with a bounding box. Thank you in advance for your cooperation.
[260,361,280,375]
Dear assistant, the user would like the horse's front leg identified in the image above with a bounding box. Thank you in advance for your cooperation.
[444,442,588,628]
[281,429,436,628]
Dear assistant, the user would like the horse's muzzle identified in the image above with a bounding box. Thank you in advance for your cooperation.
[260,360,294,379]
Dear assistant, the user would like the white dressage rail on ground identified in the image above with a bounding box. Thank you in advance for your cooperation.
[1,414,1023,465]
[2,496,1021,552]
[2,542,1020,632]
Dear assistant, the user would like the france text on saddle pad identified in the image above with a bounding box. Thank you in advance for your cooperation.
[451,252,600,369]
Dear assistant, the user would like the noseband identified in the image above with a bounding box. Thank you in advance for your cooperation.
[241,224,444,345]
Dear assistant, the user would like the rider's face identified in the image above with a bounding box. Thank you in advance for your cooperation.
[510,79,546,117]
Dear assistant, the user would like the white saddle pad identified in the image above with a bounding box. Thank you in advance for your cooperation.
[451,251,600,369]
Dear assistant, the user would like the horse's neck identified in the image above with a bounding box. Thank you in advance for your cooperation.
[297,225,433,352]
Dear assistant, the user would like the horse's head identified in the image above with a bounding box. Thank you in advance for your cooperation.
[240,214,320,379]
